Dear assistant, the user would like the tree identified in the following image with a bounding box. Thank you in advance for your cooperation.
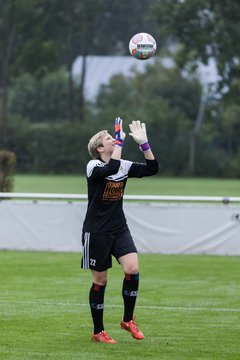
[95,62,202,175]
[0,0,161,130]
[8,69,69,123]
[0,0,17,137]
[74,0,113,122]
[151,0,240,96]
[63,0,159,122]
[0,0,64,141]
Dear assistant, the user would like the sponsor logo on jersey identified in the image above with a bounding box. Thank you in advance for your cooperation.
[102,181,124,201]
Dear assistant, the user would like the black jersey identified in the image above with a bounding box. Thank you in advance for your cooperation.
[82,157,158,234]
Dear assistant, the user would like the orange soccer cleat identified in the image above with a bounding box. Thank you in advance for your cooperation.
[91,330,117,344]
[120,318,144,340]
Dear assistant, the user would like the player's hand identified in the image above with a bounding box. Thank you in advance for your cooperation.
[115,116,125,147]
[129,120,148,145]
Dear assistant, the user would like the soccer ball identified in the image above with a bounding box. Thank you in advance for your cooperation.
[129,33,157,60]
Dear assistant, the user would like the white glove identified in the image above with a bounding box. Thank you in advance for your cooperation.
[129,120,148,145]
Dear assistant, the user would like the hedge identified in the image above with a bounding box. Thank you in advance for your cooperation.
[0,150,17,192]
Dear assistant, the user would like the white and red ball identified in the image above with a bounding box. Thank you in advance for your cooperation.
[129,32,157,60]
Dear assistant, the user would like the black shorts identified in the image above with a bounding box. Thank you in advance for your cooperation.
[81,227,137,271]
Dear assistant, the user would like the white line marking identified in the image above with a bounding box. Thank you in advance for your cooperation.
[0,299,239,313]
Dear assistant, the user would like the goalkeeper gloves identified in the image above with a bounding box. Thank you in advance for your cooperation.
[129,120,151,152]
[115,117,125,147]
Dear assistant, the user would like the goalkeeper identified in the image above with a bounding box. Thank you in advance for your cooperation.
[81,118,158,344]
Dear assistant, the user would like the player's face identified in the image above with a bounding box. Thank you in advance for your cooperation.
[101,133,115,154]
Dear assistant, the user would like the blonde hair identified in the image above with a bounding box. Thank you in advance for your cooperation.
[88,130,108,159]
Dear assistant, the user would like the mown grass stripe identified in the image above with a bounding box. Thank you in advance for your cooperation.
[1,299,240,312]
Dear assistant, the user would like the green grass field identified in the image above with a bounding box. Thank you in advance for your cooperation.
[13,174,240,197]
[0,251,239,360]
[3,176,240,358]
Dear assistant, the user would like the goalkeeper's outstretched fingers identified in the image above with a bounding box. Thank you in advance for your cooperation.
[129,120,148,145]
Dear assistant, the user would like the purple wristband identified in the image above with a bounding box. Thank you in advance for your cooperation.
[140,142,151,152]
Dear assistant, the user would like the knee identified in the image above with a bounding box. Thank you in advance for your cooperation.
[92,273,108,286]
[124,265,139,275]
[119,253,139,275]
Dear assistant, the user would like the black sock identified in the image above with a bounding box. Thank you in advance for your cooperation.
[89,283,106,334]
[122,273,139,322]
